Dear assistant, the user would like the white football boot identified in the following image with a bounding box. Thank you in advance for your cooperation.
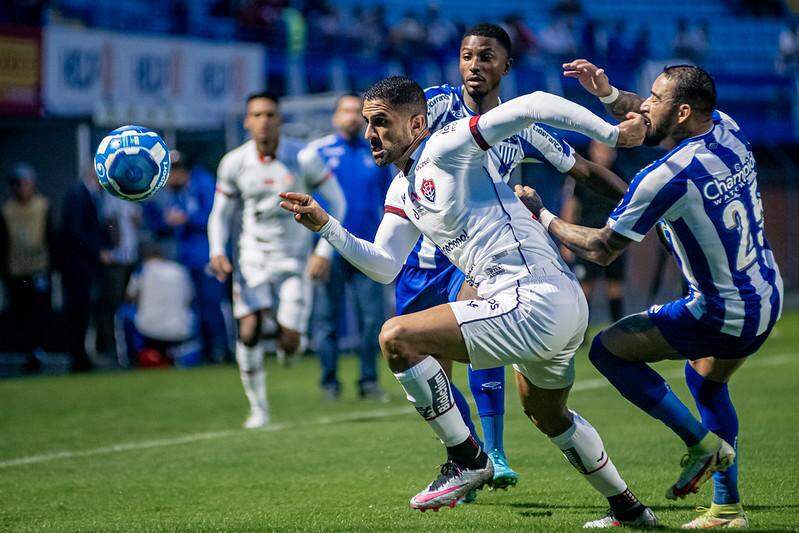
[243,409,270,429]
[409,459,493,512]
[667,436,736,500]
[584,506,659,528]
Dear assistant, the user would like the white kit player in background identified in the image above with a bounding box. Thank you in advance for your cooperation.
[279,76,658,527]
[208,92,346,429]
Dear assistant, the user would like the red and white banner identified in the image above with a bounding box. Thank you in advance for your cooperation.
[0,25,40,115]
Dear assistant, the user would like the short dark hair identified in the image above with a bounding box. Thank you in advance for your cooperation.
[363,76,426,115]
[335,91,362,109]
[463,23,512,58]
[661,65,716,115]
[246,91,280,106]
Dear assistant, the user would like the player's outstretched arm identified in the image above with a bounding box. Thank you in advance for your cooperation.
[514,185,631,266]
[567,153,627,202]
[563,59,645,121]
[279,192,420,284]
[475,91,645,149]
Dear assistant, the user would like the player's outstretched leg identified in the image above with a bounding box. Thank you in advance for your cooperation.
[682,360,748,529]
[516,372,658,528]
[236,313,270,428]
[468,365,518,489]
[589,318,736,500]
[379,308,493,512]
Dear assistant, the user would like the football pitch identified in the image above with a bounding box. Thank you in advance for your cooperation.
[2,315,798,532]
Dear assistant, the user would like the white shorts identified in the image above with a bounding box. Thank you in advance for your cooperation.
[232,269,312,334]
[449,266,589,390]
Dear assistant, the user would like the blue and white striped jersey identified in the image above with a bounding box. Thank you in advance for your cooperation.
[404,83,577,270]
[609,110,782,337]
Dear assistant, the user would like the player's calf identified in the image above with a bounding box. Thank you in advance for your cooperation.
[517,373,656,526]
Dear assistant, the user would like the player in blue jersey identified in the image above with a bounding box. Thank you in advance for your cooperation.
[396,24,629,494]
[519,62,782,528]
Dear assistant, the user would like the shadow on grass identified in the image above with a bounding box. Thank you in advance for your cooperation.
[482,501,799,531]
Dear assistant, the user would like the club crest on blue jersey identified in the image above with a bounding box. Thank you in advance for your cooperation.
[421,177,436,203]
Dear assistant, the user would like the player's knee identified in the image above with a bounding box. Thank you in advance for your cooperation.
[379,318,411,360]
[238,318,260,347]
[278,328,301,355]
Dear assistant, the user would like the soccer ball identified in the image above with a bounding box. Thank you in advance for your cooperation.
[94,125,170,201]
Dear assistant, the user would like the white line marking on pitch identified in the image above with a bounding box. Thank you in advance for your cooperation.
[0,352,792,469]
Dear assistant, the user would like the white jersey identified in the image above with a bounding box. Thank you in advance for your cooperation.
[385,117,571,298]
[216,139,325,266]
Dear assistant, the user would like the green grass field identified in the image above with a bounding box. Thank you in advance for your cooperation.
[2,314,798,532]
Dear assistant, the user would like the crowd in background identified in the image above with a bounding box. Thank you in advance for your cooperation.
[0,156,229,373]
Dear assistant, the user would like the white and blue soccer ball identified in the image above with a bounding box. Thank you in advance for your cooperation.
[94,125,170,201]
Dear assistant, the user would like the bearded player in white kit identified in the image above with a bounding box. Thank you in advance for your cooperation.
[280,76,657,527]
[208,92,346,428]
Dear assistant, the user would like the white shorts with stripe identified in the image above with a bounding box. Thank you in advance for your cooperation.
[449,265,589,390]
[232,269,312,334]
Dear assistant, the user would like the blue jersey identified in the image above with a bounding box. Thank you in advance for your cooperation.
[609,110,782,338]
[403,83,577,270]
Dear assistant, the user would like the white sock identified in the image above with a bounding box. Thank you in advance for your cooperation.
[394,356,470,446]
[236,341,268,414]
[549,410,627,497]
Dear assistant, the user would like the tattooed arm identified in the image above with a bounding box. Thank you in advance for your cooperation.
[562,59,645,121]
[514,185,631,266]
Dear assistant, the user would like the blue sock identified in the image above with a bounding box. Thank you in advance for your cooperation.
[589,335,708,446]
[450,382,482,448]
[685,363,740,505]
[468,365,506,453]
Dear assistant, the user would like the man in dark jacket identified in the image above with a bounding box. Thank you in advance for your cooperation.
[60,166,113,372]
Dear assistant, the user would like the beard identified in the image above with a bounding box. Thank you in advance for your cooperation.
[643,108,678,147]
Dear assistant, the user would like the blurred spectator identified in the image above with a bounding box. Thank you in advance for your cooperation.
[672,18,709,64]
[126,243,196,364]
[299,94,392,401]
[391,10,427,75]
[559,141,627,322]
[143,151,228,362]
[778,21,799,75]
[425,5,459,69]
[502,14,539,60]
[539,17,578,61]
[0,163,56,372]
[60,166,113,372]
[95,196,141,360]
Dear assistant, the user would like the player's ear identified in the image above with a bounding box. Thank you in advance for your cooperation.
[411,113,426,134]
[677,103,692,124]
[504,56,513,75]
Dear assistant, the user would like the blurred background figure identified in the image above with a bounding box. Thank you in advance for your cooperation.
[0,163,55,373]
[60,165,113,372]
[671,18,710,64]
[300,93,392,401]
[125,243,197,367]
[559,141,627,323]
[143,151,228,363]
[96,195,141,362]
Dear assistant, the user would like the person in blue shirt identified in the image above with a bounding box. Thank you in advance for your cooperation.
[522,61,782,528]
[396,24,628,495]
[143,151,229,362]
[300,93,393,400]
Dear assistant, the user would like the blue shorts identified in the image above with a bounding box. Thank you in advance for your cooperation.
[648,298,773,360]
[395,264,466,316]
